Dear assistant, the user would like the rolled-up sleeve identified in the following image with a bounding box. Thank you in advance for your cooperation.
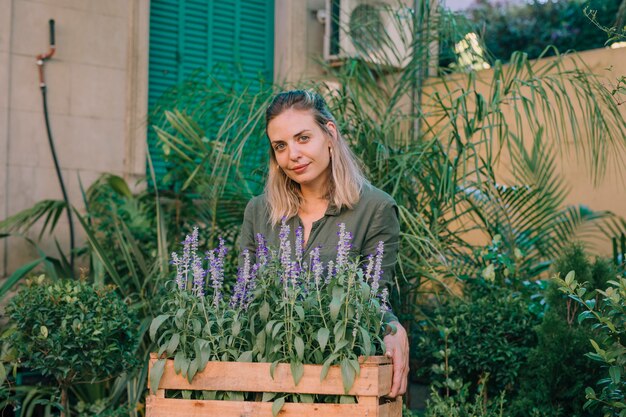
[362,199,400,286]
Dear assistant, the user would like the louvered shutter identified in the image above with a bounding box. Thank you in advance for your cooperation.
[147,0,274,186]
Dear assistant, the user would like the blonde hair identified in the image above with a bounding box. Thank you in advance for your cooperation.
[264,90,367,225]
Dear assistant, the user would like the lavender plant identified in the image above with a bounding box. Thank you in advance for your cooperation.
[150,222,391,402]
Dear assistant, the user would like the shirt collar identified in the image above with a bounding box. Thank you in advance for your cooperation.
[325,202,341,216]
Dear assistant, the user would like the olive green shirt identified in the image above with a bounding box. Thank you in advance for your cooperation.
[239,183,400,323]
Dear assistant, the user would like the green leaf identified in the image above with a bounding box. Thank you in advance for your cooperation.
[329,295,342,322]
[260,302,270,322]
[290,361,304,386]
[340,395,356,404]
[294,336,305,361]
[0,258,42,300]
[359,326,372,355]
[262,392,276,402]
[272,397,286,417]
[238,351,253,362]
[232,320,241,337]
[272,322,284,339]
[349,358,361,377]
[166,333,180,355]
[256,330,266,353]
[300,394,314,403]
[174,351,185,374]
[610,366,621,384]
[333,340,350,354]
[577,310,594,324]
[317,327,330,352]
[106,175,132,198]
[187,358,199,383]
[321,353,339,381]
[341,357,356,394]
[270,360,280,379]
[589,339,604,355]
[149,359,166,395]
[150,315,170,341]
[294,305,305,320]
[0,364,6,387]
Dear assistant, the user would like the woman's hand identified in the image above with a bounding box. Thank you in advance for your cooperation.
[383,321,409,398]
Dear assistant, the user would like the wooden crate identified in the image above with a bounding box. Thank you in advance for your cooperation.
[146,354,402,417]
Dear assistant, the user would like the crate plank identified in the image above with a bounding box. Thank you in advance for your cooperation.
[146,356,401,417]
[149,356,393,396]
[146,397,383,417]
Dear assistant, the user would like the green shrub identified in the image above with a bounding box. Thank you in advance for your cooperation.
[557,272,625,416]
[4,276,139,416]
[417,280,539,400]
[425,387,506,417]
[462,0,622,63]
[508,244,616,417]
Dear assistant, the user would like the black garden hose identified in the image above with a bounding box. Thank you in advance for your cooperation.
[37,19,75,278]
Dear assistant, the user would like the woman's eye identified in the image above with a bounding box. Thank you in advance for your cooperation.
[299,135,309,142]
[274,143,286,151]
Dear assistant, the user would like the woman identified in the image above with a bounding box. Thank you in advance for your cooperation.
[240,89,409,398]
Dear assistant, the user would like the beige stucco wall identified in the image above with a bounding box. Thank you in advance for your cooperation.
[1,0,149,277]
[423,46,626,253]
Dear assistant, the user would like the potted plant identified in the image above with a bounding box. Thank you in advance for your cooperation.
[148,224,401,416]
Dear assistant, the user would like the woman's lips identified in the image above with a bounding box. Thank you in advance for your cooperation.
[292,163,309,174]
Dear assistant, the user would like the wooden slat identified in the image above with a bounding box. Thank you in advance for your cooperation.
[380,398,403,417]
[149,356,393,396]
[146,397,381,417]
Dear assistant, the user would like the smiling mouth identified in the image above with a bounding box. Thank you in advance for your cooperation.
[292,164,309,173]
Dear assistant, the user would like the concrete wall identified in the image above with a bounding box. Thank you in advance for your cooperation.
[274,0,327,85]
[0,0,149,277]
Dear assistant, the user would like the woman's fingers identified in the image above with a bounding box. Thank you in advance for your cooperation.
[383,322,409,398]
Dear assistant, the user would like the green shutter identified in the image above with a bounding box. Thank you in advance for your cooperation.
[148,0,274,187]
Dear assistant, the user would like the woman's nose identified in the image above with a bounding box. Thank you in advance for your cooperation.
[289,143,302,160]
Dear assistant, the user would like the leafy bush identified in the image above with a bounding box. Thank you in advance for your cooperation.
[507,244,616,417]
[416,281,540,401]
[557,271,625,416]
[4,276,139,416]
[460,0,623,63]
[425,388,506,417]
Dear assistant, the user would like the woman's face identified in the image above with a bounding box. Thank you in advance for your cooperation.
[267,108,335,191]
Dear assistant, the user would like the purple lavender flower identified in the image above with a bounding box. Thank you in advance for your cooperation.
[230,249,258,309]
[171,252,185,290]
[310,247,324,287]
[364,254,375,283]
[256,233,269,266]
[326,260,335,284]
[371,241,384,297]
[191,256,205,297]
[180,234,193,290]
[295,226,304,263]
[279,218,292,281]
[379,288,390,313]
[335,223,353,267]
[206,237,228,307]
[290,261,301,288]
[190,227,199,258]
